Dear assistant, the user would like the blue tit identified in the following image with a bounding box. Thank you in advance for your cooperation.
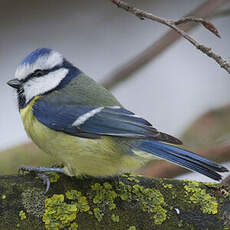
[7,48,228,189]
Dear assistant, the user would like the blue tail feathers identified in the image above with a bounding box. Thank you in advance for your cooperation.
[136,140,228,181]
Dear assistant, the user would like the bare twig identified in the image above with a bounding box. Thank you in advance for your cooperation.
[104,0,229,89]
[174,16,221,38]
[110,0,230,72]
[213,8,230,18]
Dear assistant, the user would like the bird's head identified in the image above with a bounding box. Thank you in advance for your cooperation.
[7,48,79,108]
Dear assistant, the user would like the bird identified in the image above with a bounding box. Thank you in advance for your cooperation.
[7,48,228,191]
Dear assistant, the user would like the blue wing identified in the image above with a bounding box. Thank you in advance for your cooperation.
[33,99,181,144]
[33,99,228,180]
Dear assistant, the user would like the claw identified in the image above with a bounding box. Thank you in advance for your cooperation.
[38,173,51,193]
[18,165,64,193]
[18,165,27,174]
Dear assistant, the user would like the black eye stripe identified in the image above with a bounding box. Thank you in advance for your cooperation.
[21,64,63,83]
[32,69,50,77]
[22,69,50,83]
[33,69,46,77]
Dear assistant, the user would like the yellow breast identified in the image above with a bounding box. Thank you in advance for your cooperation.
[20,97,151,177]
[20,97,38,139]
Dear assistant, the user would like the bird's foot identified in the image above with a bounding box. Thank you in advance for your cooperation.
[19,165,64,193]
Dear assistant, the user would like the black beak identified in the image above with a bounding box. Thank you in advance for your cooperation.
[7,79,22,89]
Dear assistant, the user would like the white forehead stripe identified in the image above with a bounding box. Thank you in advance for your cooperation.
[15,51,64,80]
[23,68,68,103]
[72,107,104,127]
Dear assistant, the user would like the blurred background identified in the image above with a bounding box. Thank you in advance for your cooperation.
[1,0,230,181]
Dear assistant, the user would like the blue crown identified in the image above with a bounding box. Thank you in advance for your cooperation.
[21,48,52,65]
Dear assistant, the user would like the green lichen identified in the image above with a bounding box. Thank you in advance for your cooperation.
[203,182,218,187]
[122,173,140,183]
[43,194,77,230]
[90,178,167,225]
[66,190,81,200]
[1,194,6,199]
[19,210,27,220]
[118,182,167,225]
[118,182,133,201]
[91,182,117,211]
[163,183,173,189]
[22,188,46,218]
[128,226,136,230]
[88,210,93,215]
[76,196,90,212]
[66,190,90,212]
[19,211,26,221]
[178,220,183,228]
[111,213,120,223]
[41,190,92,229]
[93,207,104,222]
[171,189,177,200]
[68,222,78,230]
[48,173,60,183]
[184,181,218,214]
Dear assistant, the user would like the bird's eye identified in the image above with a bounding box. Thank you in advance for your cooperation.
[33,69,45,77]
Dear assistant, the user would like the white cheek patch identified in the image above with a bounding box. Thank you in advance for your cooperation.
[23,68,68,103]
[15,51,63,80]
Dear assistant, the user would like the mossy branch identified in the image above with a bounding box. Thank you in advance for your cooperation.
[1,173,230,230]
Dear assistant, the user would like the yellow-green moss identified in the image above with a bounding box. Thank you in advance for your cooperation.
[42,194,77,230]
[128,226,136,230]
[19,210,27,220]
[184,181,218,214]
[66,190,90,212]
[118,182,167,225]
[111,213,120,223]
[1,194,6,199]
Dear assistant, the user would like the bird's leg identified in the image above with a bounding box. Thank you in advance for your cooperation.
[37,173,51,194]
[19,165,65,193]
[19,165,65,173]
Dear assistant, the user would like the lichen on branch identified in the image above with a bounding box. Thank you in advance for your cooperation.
[0,174,230,229]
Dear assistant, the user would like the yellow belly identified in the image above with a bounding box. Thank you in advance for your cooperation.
[20,97,150,177]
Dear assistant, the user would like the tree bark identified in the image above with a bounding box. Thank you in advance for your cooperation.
[1,173,230,229]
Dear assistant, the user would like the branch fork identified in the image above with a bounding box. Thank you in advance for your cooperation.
[109,0,230,74]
